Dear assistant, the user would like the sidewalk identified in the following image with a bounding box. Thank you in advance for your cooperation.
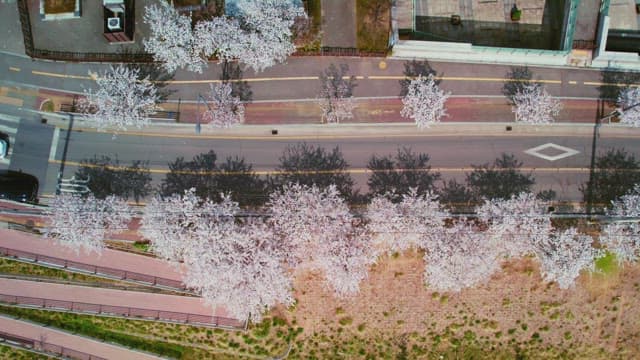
[0,228,185,285]
[0,315,161,360]
[0,277,237,325]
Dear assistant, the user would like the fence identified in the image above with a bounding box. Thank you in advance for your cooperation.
[294,47,388,57]
[0,329,107,360]
[0,246,187,292]
[0,294,245,329]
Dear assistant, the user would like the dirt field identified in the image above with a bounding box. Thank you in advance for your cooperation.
[278,252,640,358]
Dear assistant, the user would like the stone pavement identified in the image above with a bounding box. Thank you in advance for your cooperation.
[0,1,25,55]
[0,315,161,360]
[321,0,357,48]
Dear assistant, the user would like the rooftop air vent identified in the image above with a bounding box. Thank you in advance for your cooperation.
[107,17,121,31]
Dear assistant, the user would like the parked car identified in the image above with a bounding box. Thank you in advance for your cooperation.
[0,132,8,159]
[0,170,39,203]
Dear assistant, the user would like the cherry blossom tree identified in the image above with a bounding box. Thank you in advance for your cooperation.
[512,84,562,124]
[476,192,552,258]
[366,189,448,254]
[268,183,376,296]
[317,64,357,124]
[186,220,293,322]
[617,87,640,127]
[601,184,640,263]
[144,1,208,73]
[202,82,245,128]
[533,227,597,289]
[46,193,131,254]
[140,189,238,263]
[221,0,306,72]
[423,221,501,292]
[81,65,159,132]
[401,74,450,129]
[144,0,306,73]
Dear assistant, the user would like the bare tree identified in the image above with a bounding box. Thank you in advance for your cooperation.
[81,65,159,132]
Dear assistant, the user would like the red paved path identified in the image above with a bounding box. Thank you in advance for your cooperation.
[0,229,185,284]
[0,278,231,319]
[0,315,161,360]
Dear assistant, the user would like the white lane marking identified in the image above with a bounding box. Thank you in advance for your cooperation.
[49,127,60,161]
[524,143,580,162]
[0,124,17,134]
[0,113,20,123]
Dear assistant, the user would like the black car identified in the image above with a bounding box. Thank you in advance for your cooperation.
[0,170,39,203]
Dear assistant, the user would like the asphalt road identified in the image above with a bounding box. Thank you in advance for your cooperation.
[0,52,609,103]
[43,126,638,202]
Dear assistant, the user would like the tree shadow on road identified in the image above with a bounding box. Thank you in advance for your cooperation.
[75,155,152,204]
[221,60,253,102]
[399,60,440,96]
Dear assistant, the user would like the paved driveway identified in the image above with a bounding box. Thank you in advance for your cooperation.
[322,0,357,47]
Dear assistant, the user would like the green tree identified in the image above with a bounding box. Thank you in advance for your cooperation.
[466,153,534,200]
[581,148,640,211]
[271,142,355,200]
[76,155,151,204]
[367,147,440,198]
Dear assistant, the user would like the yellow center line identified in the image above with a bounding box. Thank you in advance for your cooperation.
[48,159,592,175]
[58,125,610,140]
[568,80,577,85]
[32,70,92,80]
[167,76,319,84]
[584,81,640,87]
[9,67,20,72]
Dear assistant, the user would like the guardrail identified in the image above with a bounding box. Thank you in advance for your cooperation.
[0,246,187,292]
[0,329,107,360]
[0,294,246,329]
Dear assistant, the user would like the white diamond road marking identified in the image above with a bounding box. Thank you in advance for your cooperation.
[524,143,580,162]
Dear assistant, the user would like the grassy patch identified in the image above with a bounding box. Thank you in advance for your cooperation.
[0,344,52,359]
[0,258,120,285]
[595,252,619,276]
[356,0,390,52]
[339,317,353,326]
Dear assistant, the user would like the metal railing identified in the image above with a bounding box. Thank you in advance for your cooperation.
[0,329,107,360]
[0,294,246,329]
[0,246,187,292]
[294,46,388,57]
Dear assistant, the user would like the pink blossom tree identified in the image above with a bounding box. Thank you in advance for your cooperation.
[144,1,208,73]
[476,192,552,258]
[601,184,640,263]
[268,183,376,296]
[512,84,562,124]
[81,65,159,132]
[46,193,131,254]
[423,221,501,292]
[533,228,597,289]
[401,74,450,129]
[186,221,293,322]
[202,83,245,128]
[617,87,640,127]
[366,189,448,254]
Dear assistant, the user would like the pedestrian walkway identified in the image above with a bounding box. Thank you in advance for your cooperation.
[0,228,187,290]
[321,0,358,48]
[0,278,243,328]
[0,315,161,360]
